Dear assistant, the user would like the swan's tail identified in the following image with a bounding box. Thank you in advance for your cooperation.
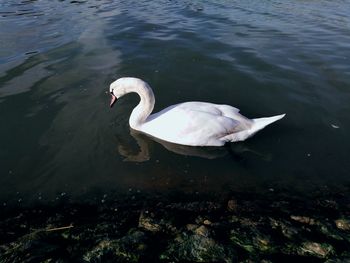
[250,114,286,136]
[219,113,285,143]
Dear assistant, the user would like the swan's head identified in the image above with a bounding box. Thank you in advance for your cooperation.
[109,77,151,108]
[109,78,126,108]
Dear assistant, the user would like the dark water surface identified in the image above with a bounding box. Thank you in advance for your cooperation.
[1,0,350,204]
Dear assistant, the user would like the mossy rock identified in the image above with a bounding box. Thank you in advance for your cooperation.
[334,218,350,231]
[230,228,276,254]
[160,232,235,262]
[83,229,147,263]
[297,242,335,259]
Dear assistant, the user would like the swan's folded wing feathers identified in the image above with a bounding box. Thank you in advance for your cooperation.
[142,106,239,146]
[178,102,239,116]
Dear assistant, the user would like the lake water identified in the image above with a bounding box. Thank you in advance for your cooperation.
[1,0,350,204]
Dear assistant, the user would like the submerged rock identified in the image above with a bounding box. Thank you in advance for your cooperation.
[316,221,344,241]
[334,218,350,231]
[138,211,162,232]
[0,229,63,263]
[161,232,235,262]
[325,257,350,263]
[230,228,276,254]
[203,219,212,226]
[138,210,176,234]
[230,229,254,253]
[326,251,350,262]
[186,224,198,231]
[83,230,147,263]
[269,218,299,240]
[227,200,238,212]
[297,242,334,259]
[194,225,209,237]
[290,215,315,225]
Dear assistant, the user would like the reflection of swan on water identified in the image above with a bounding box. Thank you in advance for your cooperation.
[117,129,228,161]
[116,129,271,162]
[110,77,285,147]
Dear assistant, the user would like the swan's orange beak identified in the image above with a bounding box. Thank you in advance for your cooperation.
[110,94,117,108]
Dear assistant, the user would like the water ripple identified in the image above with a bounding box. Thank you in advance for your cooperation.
[1,0,350,199]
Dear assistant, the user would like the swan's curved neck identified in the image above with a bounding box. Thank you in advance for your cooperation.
[128,82,155,130]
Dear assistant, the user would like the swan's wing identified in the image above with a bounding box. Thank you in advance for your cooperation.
[177,102,252,127]
[142,105,241,146]
[177,102,252,131]
[177,102,240,116]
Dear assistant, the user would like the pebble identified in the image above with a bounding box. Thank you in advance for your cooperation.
[299,242,334,258]
[203,219,212,225]
[334,218,350,231]
[291,215,315,225]
[186,224,198,231]
[227,199,238,212]
[194,225,209,237]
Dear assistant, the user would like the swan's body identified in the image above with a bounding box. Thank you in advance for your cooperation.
[110,77,285,147]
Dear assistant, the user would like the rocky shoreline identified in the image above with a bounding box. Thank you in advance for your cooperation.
[1,186,350,263]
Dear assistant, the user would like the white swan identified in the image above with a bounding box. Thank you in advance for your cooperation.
[110,77,285,147]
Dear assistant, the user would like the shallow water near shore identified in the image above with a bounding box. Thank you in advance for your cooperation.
[1,185,350,262]
[1,0,350,261]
